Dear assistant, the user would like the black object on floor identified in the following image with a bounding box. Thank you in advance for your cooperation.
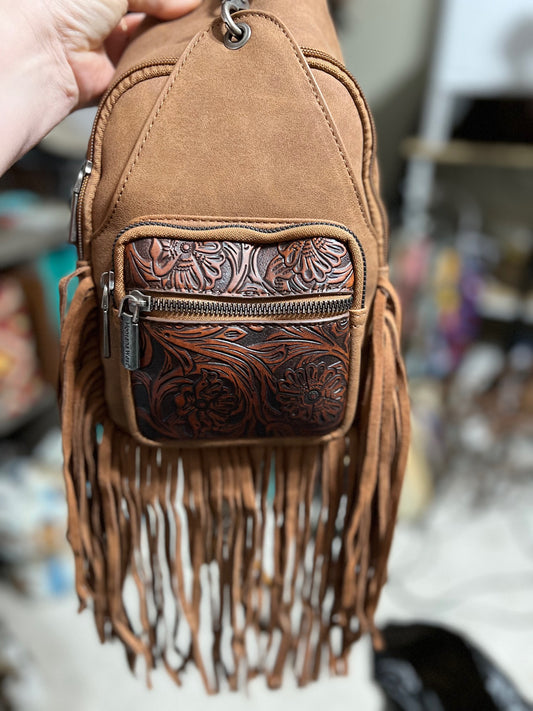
[373,622,533,711]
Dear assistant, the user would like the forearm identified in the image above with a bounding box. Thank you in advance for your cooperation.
[0,6,78,175]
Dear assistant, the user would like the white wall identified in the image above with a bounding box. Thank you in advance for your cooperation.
[339,0,437,107]
[429,0,533,96]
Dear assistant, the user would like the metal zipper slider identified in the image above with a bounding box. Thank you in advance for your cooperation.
[119,290,151,371]
[100,271,114,359]
[68,159,93,245]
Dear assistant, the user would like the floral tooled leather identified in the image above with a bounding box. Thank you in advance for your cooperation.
[131,317,350,441]
[125,237,354,298]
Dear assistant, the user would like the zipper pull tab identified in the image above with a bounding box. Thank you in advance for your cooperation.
[100,271,114,359]
[68,159,93,245]
[119,291,151,371]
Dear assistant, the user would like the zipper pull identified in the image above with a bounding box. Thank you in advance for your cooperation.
[100,271,114,359]
[68,159,93,245]
[119,291,151,371]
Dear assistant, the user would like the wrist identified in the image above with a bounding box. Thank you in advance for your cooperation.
[0,4,79,174]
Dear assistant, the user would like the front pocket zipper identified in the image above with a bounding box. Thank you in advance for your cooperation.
[117,289,353,371]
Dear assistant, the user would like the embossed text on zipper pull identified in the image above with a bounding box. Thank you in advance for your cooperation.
[100,271,114,358]
[119,291,151,371]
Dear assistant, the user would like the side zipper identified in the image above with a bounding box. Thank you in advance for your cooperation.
[68,159,93,255]
[117,289,353,372]
[100,271,115,359]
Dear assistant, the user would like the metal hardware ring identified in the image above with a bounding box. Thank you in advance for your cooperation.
[223,21,251,49]
[221,1,251,49]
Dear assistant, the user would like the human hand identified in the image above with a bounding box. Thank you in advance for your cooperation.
[0,0,202,173]
[19,0,203,107]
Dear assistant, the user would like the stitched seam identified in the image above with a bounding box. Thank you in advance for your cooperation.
[128,215,315,225]
[302,48,389,259]
[84,67,174,244]
[238,11,373,233]
[93,67,173,168]
[99,13,372,237]
[98,67,173,135]
[112,220,367,306]
[309,61,379,230]
[99,30,209,235]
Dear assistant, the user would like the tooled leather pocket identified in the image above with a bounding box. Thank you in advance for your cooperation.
[132,316,351,440]
[110,220,366,444]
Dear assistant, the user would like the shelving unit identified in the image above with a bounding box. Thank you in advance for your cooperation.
[0,200,70,441]
[0,203,69,270]
[402,0,533,232]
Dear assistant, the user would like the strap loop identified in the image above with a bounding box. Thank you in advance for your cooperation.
[221,0,251,49]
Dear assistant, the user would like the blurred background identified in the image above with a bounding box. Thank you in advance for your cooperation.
[0,0,532,708]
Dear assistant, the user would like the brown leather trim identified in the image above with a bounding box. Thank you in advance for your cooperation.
[90,12,375,242]
[234,11,375,236]
[81,65,174,254]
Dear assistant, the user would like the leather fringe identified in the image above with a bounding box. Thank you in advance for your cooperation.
[59,269,409,691]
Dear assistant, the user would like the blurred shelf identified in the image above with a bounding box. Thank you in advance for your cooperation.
[401,137,533,169]
[0,202,70,269]
[0,389,57,439]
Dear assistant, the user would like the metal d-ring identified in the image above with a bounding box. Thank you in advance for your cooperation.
[223,21,251,49]
[221,0,251,49]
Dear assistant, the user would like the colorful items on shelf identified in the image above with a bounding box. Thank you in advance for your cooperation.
[0,429,73,597]
[0,274,47,428]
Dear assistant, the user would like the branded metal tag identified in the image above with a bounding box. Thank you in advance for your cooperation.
[121,311,139,371]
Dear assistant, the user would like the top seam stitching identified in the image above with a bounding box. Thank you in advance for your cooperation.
[238,11,373,233]
[98,29,210,235]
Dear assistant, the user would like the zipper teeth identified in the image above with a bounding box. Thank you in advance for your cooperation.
[76,163,92,257]
[149,295,353,318]
[77,181,87,257]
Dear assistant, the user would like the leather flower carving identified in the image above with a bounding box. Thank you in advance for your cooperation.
[277,361,345,425]
[148,239,225,291]
[265,237,353,293]
[173,369,241,436]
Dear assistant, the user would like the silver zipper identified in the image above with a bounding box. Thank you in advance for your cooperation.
[68,159,93,246]
[118,289,352,371]
[148,294,353,318]
[100,271,115,358]
[118,290,151,371]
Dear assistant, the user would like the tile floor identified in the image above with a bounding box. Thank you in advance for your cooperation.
[1,473,532,711]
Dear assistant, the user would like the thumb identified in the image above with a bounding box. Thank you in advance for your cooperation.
[127,0,203,20]
[71,48,116,106]
[104,13,146,66]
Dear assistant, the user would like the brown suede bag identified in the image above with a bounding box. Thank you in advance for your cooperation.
[59,0,410,692]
